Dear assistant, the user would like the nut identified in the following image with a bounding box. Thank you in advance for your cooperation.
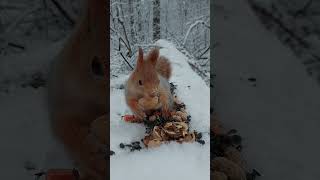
[138,96,159,110]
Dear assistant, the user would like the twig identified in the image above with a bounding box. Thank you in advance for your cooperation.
[120,52,134,70]
[294,0,313,17]
[183,20,210,46]
[188,62,207,79]
[50,0,75,26]
[7,42,25,50]
[119,37,130,52]
[116,5,132,57]
[34,171,46,180]
[197,46,210,59]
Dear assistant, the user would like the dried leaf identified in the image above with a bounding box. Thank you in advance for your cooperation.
[172,115,182,122]
[176,111,188,121]
[146,139,162,148]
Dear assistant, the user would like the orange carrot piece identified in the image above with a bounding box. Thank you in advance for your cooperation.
[122,115,136,122]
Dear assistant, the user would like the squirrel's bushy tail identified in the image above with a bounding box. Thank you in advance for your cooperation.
[156,56,172,80]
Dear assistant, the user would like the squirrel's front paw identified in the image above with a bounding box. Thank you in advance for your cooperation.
[133,105,146,122]
[161,104,171,119]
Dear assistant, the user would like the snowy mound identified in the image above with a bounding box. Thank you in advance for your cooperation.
[0,41,73,180]
[215,0,320,179]
[110,40,210,180]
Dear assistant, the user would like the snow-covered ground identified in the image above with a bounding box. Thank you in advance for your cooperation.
[214,0,320,179]
[0,40,73,180]
[110,40,210,180]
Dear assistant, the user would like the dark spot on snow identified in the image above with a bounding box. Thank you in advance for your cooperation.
[119,142,142,152]
[195,132,202,139]
[196,139,205,145]
[248,77,256,82]
[246,169,262,180]
[110,150,115,156]
[21,72,47,89]
[118,84,124,89]
[186,115,191,122]
[169,82,177,94]
[34,171,46,180]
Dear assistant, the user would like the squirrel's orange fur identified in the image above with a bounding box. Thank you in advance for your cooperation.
[48,0,107,179]
[125,48,173,121]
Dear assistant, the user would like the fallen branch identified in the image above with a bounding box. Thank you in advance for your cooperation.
[7,42,25,50]
[50,0,75,26]
[188,62,208,79]
[197,46,210,59]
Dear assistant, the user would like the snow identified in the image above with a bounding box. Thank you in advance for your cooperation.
[0,40,73,180]
[214,0,320,179]
[110,39,210,180]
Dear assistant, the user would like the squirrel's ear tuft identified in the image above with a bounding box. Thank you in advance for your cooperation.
[148,48,159,66]
[136,48,144,69]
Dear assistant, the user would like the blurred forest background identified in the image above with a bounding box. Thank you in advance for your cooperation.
[0,0,81,93]
[110,0,210,85]
[2,0,320,86]
[0,0,81,54]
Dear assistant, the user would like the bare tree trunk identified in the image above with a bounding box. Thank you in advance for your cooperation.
[129,0,135,43]
[137,0,143,42]
[153,0,160,41]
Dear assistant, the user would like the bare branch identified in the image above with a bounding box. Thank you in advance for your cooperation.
[50,0,75,26]
[119,52,134,70]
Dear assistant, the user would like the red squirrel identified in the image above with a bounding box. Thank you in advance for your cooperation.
[125,48,173,121]
[48,0,107,179]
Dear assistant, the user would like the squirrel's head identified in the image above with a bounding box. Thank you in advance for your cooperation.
[132,48,160,98]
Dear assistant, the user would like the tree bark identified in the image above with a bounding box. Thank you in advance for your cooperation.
[129,0,135,43]
[153,0,160,41]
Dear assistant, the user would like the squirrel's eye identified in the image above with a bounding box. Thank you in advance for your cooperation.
[138,80,143,86]
[91,56,104,77]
